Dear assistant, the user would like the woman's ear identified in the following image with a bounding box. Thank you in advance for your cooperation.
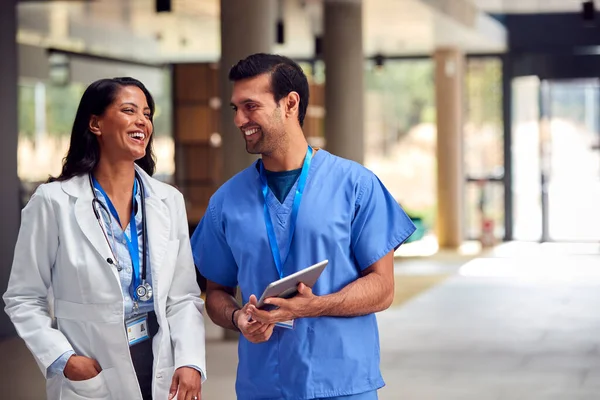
[285,92,300,121]
[89,115,101,136]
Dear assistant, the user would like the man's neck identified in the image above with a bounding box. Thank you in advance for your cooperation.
[93,158,136,200]
[261,132,309,172]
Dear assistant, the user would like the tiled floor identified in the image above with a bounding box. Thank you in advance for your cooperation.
[376,242,600,400]
[3,242,600,399]
[376,276,600,400]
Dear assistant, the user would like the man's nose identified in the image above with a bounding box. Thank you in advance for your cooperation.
[234,109,249,128]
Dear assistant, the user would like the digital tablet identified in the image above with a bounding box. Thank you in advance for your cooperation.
[256,260,328,309]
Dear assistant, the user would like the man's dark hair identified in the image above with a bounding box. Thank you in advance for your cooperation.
[229,53,309,127]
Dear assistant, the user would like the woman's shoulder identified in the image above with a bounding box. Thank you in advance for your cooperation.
[37,173,90,199]
[33,180,68,199]
[20,180,71,214]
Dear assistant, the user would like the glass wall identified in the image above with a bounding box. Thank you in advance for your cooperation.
[17,56,173,205]
[464,57,505,240]
[363,56,505,243]
[511,76,543,241]
[546,80,600,241]
[17,79,86,204]
[364,59,436,237]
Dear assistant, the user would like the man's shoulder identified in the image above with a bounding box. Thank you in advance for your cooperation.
[208,162,258,207]
[317,150,375,181]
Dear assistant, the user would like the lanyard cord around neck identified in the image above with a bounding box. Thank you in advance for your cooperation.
[258,145,313,279]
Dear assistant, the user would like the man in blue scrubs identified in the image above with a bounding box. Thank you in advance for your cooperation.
[191,53,416,400]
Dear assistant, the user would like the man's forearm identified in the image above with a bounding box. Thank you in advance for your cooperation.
[309,272,394,318]
[206,290,240,331]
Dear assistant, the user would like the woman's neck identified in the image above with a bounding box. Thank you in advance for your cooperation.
[93,158,136,200]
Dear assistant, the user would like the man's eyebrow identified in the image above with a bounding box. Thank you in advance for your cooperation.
[231,98,261,107]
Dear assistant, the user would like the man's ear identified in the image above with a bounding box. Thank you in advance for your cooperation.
[89,115,101,136]
[285,92,300,121]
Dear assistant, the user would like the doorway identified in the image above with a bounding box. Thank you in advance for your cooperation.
[512,77,600,242]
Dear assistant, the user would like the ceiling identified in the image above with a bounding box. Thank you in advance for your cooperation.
[16,0,508,64]
[474,0,598,14]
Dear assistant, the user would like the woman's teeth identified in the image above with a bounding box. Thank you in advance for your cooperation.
[128,132,145,140]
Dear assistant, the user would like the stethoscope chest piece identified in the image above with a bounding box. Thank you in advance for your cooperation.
[136,282,153,302]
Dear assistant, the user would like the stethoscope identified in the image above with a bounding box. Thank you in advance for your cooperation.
[89,171,153,304]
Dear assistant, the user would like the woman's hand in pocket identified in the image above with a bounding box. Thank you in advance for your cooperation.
[64,355,102,381]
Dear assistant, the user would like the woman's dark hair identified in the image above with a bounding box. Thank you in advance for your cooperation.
[49,77,156,182]
[228,53,309,127]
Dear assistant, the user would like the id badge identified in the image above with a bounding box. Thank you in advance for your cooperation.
[126,314,150,346]
[276,319,295,329]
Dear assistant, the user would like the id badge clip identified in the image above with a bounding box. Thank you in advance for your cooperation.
[275,319,295,329]
[126,314,150,346]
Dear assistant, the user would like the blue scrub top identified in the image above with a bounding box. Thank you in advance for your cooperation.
[191,150,416,400]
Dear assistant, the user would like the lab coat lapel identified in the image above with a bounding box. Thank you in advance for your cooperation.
[145,196,170,281]
[61,175,119,271]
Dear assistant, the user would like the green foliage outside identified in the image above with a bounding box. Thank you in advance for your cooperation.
[18,84,35,139]
[465,58,502,129]
[46,84,85,137]
[18,68,172,139]
[18,82,85,138]
[364,60,435,143]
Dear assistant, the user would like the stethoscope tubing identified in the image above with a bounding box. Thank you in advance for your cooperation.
[88,172,148,282]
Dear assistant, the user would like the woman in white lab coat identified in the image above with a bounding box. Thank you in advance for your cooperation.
[3,77,205,400]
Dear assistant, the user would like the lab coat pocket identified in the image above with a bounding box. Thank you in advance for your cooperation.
[154,365,176,399]
[61,367,113,400]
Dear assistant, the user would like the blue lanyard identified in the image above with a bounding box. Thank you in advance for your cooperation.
[258,146,313,279]
[92,177,142,298]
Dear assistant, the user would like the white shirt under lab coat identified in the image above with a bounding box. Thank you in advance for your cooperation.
[3,166,206,400]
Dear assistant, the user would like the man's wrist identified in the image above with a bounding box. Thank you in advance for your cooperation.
[305,296,326,318]
[231,308,241,331]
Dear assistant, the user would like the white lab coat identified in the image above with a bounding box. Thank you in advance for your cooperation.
[3,166,206,400]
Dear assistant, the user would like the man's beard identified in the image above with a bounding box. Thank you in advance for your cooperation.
[245,129,265,154]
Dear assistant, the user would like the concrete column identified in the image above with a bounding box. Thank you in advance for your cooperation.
[434,48,464,248]
[0,0,19,339]
[219,0,275,181]
[218,0,275,340]
[323,0,364,164]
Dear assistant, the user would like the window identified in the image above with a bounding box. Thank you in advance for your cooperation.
[364,59,436,231]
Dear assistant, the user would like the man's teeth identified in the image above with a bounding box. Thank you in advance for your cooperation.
[128,132,145,140]
[244,128,259,136]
